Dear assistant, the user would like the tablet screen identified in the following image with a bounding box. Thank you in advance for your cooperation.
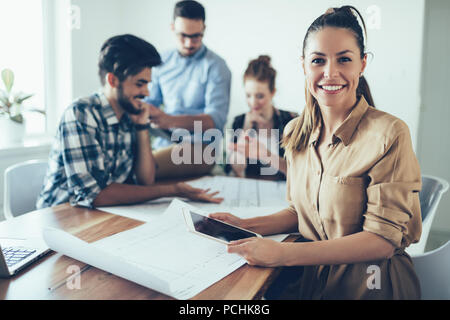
[190,211,257,243]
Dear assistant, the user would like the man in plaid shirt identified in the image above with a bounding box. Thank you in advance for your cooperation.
[37,34,222,209]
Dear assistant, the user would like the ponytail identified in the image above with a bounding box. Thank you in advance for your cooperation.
[357,75,375,107]
[283,5,375,155]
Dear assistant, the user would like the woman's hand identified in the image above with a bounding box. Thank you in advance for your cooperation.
[244,110,272,131]
[226,139,247,177]
[209,212,286,266]
[227,237,285,267]
[208,212,247,229]
[175,182,224,203]
[229,134,272,164]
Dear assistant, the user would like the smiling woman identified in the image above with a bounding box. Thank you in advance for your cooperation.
[214,5,423,300]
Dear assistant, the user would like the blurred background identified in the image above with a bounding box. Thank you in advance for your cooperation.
[0,0,448,250]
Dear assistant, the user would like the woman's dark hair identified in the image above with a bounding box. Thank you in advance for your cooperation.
[302,6,374,107]
[283,6,374,154]
[173,0,205,22]
[98,34,161,86]
[244,55,277,93]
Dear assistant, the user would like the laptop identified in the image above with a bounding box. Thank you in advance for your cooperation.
[0,237,50,277]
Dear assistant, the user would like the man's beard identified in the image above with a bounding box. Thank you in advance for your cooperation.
[117,84,144,115]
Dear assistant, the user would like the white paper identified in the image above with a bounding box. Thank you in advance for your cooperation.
[98,175,288,222]
[43,199,289,299]
[42,227,172,297]
[188,175,287,208]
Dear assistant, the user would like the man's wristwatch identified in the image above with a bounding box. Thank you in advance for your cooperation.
[134,123,150,131]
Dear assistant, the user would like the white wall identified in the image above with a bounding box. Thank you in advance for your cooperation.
[43,0,74,134]
[416,0,450,233]
[70,0,424,149]
[71,0,124,101]
[64,0,450,236]
[6,1,450,236]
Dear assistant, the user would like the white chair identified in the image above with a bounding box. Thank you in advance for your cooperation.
[412,240,450,299]
[3,159,48,219]
[406,175,449,256]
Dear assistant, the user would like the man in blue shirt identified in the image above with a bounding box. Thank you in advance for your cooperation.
[37,34,222,209]
[145,0,232,179]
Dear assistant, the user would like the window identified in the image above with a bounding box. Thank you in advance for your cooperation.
[0,0,46,138]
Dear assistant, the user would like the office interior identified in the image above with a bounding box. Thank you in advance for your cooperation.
[0,0,449,251]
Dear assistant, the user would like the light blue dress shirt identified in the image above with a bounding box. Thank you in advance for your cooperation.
[145,45,232,149]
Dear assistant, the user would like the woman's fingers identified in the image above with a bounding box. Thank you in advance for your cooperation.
[227,237,255,253]
[209,212,234,222]
[229,237,254,246]
[227,238,282,267]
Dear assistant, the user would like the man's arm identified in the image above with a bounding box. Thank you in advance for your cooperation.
[92,183,176,207]
[148,59,231,133]
[92,182,224,207]
[148,110,215,131]
[129,103,156,185]
[202,59,231,132]
[133,128,156,185]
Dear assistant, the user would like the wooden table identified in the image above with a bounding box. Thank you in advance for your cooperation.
[0,203,296,300]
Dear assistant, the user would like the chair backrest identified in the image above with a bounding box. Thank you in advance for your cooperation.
[3,159,48,219]
[412,240,450,299]
[420,175,449,221]
[406,175,449,256]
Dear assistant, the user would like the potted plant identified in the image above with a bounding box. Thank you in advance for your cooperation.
[0,68,35,123]
[0,68,45,145]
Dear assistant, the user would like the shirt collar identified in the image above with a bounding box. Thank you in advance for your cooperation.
[309,121,322,147]
[98,92,123,126]
[333,96,370,146]
[308,95,370,147]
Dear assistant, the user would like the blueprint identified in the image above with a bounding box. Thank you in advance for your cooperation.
[43,199,289,300]
[98,175,288,222]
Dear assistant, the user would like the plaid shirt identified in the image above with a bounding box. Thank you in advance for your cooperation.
[37,93,137,209]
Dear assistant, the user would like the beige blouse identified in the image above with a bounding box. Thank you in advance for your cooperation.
[284,96,422,299]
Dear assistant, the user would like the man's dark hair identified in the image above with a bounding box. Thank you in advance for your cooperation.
[173,0,205,22]
[98,34,161,86]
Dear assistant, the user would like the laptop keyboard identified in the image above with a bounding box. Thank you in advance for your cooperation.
[2,247,36,267]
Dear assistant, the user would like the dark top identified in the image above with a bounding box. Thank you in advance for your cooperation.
[225,108,298,180]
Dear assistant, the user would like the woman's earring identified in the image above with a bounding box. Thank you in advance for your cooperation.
[360,72,364,78]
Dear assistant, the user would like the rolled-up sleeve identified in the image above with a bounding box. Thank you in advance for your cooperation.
[204,60,231,131]
[61,108,108,208]
[363,121,422,249]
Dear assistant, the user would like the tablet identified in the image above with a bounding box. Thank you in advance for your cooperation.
[182,209,262,244]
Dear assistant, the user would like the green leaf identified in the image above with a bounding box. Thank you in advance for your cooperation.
[9,113,23,123]
[14,92,34,104]
[27,107,46,115]
[1,69,14,93]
